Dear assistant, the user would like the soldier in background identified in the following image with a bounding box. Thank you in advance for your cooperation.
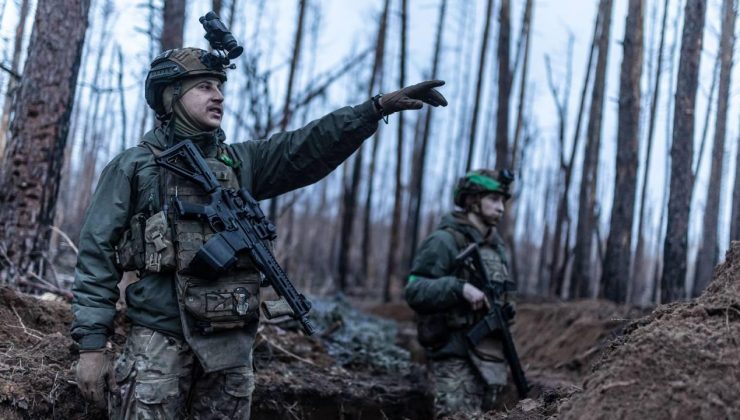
[405,169,517,417]
[70,42,447,419]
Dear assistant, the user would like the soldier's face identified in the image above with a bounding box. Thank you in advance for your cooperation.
[478,193,506,226]
[179,78,224,130]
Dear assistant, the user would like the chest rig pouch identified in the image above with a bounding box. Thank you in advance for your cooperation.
[168,156,262,335]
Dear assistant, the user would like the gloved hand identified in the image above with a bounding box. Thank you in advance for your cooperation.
[501,302,516,321]
[462,283,490,311]
[76,349,114,409]
[376,80,448,117]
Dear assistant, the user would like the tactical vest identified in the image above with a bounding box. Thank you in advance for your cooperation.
[146,141,261,373]
[168,154,262,333]
[416,226,515,356]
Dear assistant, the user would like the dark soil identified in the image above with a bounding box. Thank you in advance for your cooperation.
[4,240,736,420]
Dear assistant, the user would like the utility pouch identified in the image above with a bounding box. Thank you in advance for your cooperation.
[181,276,261,334]
[417,313,451,349]
[144,211,176,273]
[115,213,146,271]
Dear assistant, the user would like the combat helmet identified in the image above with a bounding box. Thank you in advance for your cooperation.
[145,47,228,118]
[453,169,514,207]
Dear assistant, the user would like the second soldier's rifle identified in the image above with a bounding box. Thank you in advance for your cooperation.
[154,139,316,335]
[455,243,529,398]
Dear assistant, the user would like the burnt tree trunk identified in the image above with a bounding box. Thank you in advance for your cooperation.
[384,0,408,302]
[0,0,91,284]
[693,0,735,296]
[571,0,613,299]
[161,0,186,50]
[0,0,30,158]
[403,0,446,271]
[465,0,494,172]
[661,0,706,303]
[602,0,643,303]
[338,0,389,291]
[495,0,511,169]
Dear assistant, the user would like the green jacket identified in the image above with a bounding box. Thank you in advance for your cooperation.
[71,100,379,350]
[404,211,511,359]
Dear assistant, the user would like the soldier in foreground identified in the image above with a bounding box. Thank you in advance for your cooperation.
[405,169,520,417]
[70,13,447,419]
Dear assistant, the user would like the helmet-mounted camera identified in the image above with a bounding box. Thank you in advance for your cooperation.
[200,11,243,69]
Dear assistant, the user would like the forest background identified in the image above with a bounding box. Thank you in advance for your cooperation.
[0,0,737,308]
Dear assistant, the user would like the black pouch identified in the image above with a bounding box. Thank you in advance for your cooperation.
[417,313,451,349]
[115,213,147,271]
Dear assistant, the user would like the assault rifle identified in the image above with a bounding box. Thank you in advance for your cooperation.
[154,140,316,335]
[455,243,529,398]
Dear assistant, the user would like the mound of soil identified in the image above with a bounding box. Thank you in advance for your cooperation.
[0,287,103,420]
[554,242,740,419]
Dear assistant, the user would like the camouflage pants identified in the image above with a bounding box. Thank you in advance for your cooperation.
[109,326,254,420]
[428,356,504,418]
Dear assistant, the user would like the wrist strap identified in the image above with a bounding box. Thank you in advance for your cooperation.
[372,93,389,124]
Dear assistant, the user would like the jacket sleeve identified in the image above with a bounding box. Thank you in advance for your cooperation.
[230,100,379,200]
[70,155,134,350]
[404,230,466,314]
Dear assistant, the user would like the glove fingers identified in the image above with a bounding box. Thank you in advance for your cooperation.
[415,79,445,90]
[402,98,424,110]
[423,89,448,107]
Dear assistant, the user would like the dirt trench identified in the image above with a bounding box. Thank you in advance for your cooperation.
[0,285,636,419]
[8,241,737,420]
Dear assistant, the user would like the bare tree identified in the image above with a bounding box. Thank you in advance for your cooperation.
[661,0,707,303]
[338,0,389,291]
[511,0,534,170]
[0,0,30,159]
[602,0,644,303]
[544,35,574,297]
[0,0,92,284]
[465,0,494,171]
[571,0,613,299]
[403,0,447,272]
[269,0,307,222]
[693,0,735,296]
[632,0,671,302]
[161,0,186,50]
[495,0,511,169]
[732,121,740,240]
[384,0,408,302]
[550,15,601,298]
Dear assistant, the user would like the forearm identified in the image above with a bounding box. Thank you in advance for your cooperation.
[404,275,465,314]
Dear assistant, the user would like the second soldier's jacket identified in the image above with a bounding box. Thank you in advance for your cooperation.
[404,211,516,361]
[71,100,379,352]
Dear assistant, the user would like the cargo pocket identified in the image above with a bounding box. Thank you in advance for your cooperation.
[135,376,180,405]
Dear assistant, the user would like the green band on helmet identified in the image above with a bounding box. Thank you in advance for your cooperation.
[467,173,503,192]
[408,275,419,284]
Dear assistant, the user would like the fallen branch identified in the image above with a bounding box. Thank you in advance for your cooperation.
[257,332,316,367]
[49,225,79,255]
[10,305,44,340]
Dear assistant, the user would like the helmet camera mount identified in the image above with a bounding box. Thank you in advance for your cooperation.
[199,11,244,70]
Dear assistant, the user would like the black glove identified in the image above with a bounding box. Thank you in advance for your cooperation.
[376,80,448,117]
[501,302,516,321]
